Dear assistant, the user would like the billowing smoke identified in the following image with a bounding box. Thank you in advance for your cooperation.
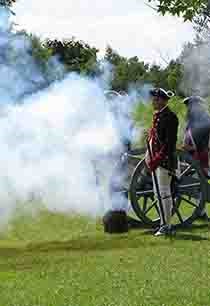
[0,6,65,105]
[0,7,138,228]
[179,35,210,177]
[180,37,210,97]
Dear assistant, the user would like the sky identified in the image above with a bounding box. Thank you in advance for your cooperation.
[13,0,195,66]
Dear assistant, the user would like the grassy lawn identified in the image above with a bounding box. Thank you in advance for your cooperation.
[0,208,210,306]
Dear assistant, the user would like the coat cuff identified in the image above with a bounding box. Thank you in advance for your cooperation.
[147,145,166,172]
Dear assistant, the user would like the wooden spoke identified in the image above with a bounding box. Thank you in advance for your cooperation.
[173,206,184,223]
[144,200,158,215]
[179,165,193,179]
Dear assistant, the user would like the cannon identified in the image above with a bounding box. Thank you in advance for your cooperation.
[104,90,210,229]
[109,147,210,229]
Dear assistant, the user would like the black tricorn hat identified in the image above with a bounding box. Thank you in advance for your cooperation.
[150,88,174,100]
[183,96,204,105]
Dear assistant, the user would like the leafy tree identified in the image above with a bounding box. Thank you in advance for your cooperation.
[0,0,16,6]
[165,61,183,94]
[44,38,98,75]
[144,64,167,88]
[30,34,53,64]
[105,45,123,66]
[104,45,185,94]
[104,46,149,91]
[148,0,208,21]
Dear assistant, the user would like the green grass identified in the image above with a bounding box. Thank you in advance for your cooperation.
[0,208,210,306]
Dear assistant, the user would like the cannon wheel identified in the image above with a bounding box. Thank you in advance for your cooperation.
[129,149,206,228]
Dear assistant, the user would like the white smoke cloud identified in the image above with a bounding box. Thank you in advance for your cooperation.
[0,7,138,228]
[0,69,136,226]
[180,37,210,97]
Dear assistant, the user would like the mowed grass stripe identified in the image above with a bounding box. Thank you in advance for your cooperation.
[0,209,209,306]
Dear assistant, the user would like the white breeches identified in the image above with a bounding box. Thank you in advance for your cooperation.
[152,167,173,225]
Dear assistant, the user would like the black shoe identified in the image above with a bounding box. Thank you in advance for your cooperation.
[196,212,210,222]
[154,225,173,236]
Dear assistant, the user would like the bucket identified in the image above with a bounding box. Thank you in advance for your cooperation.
[102,210,128,233]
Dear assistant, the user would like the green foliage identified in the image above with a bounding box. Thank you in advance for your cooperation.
[102,26,210,98]
[30,34,53,64]
[131,60,183,95]
[165,61,183,94]
[132,101,153,146]
[144,64,165,88]
[44,38,99,75]
[12,14,210,106]
[133,100,153,130]
[13,31,189,98]
[31,35,67,82]
[0,0,16,6]
[148,0,208,21]
[21,34,186,96]
[105,45,122,66]
[168,96,187,144]
[104,46,149,91]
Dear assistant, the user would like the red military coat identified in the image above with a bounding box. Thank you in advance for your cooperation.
[148,106,179,172]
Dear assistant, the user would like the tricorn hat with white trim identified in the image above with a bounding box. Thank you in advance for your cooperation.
[149,88,174,100]
[183,96,205,105]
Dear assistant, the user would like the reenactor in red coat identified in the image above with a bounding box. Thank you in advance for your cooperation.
[146,88,179,236]
[182,96,210,221]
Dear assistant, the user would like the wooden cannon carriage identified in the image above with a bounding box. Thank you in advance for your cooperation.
[109,147,210,229]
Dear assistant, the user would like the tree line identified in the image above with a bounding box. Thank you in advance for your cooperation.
[30,34,210,98]
[2,0,210,97]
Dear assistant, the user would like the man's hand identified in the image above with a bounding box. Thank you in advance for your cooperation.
[182,144,195,152]
[176,144,184,151]
[145,150,160,172]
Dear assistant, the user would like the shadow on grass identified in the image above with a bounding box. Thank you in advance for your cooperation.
[0,231,155,258]
[0,229,208,272]
[128,215,210,230]
[171,233,209,241]
[0,232,161,271]
[127,218,152,230]
[141,231,209,244]
[0,228,208,259]
[0,221,208,267]
[26,232,156,254]
[178,223,209,232]
[141,226,209,242]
